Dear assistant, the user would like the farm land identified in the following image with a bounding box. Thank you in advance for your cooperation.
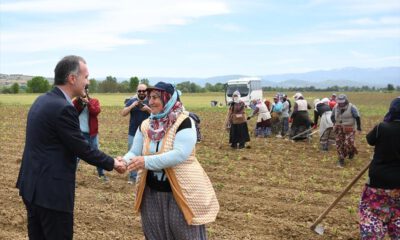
[0,91,398,239]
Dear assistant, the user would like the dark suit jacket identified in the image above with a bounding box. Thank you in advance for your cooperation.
[16,87,114,213]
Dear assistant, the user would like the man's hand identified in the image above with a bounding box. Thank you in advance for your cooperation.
[80,96,89,104]
[130,101,139,108]
[127,156,145,172]
[141,105,151,113]
[113,156,127,174]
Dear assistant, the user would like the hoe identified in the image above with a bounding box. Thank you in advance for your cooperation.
[310,161,370,235]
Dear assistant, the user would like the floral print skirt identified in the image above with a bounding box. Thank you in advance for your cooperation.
[358,184,400,239]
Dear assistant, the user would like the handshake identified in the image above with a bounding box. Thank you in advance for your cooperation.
[113,156,145,174]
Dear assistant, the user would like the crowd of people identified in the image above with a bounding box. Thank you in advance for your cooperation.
[15,55,399,239]
[231,91,364,168]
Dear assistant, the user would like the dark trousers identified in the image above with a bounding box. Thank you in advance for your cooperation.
[23,199,73,240]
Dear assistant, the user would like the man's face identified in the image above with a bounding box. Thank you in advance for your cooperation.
[137,86,147,100]
[72,61,89,98]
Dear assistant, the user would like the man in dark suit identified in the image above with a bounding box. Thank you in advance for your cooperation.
[16,55,126,239]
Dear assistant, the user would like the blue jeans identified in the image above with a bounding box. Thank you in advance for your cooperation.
[80,133,105,177]
[128,135,137,180]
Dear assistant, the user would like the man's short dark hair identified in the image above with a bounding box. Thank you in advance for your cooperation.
[54,55,86,85]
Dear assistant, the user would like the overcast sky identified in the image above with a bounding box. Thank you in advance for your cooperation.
[1,0,399,79]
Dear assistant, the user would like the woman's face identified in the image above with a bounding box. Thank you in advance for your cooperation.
[148,90,164,114]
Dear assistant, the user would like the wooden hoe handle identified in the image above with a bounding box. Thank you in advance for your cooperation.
[310,161,371,231]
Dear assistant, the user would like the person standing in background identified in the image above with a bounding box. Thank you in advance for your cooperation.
[121,83,151,183]
[227,91,250,149]
[73,87,108,181]
[329,93,337,109]
[331,94,361,167]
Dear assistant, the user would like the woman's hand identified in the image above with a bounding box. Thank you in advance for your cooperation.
[127,156,145,171]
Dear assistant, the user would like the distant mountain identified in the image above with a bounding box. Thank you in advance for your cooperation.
[147,67,400,88]
[2,66,399,88]
[260,67,400,88]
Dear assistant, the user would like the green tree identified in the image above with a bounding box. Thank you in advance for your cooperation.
[89,79,98,93]
[129,77,139,92]
[11,83,19,93]
[27,76,50,93]
[118,80,130,93]
[140,78,149,86]
[1,87,12,94]
[387,83,395,91]
[98,76,118,93]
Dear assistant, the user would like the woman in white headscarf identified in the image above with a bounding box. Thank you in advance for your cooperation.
[290,92,312,140]
[314,98,335,151]
[227,91,250,148]
[248,99,272,137]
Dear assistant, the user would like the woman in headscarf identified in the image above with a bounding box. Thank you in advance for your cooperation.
[358,97,400,239]
[331,94,361,167]
[227,90,250,149]
[123,82,219,239]
[248,99,271,138]
[271,95,283,137]
[289,92,312,141]
[314,98,335,151]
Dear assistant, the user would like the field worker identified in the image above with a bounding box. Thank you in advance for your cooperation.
[122,82,219,239]
[16,55,126,240]
[290,92,312,140]
[247,99,271,137]
[313,98,335,151]
[271,95,283,137]
[281,94,291,137]
[331,94,361,167]
[227,90,250,149]
[264,98,272,112]
[121,83,151,184]
[73,87,109,181]
[358,97,400,239]
[329,93,337,109]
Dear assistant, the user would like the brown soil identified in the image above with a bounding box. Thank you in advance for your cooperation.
[0,105,379,239]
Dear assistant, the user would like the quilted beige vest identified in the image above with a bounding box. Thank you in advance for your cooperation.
[134,112,220,225]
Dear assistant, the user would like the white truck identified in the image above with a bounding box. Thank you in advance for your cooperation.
[225,77,263,106]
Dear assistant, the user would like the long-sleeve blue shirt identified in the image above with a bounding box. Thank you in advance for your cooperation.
[123,117,196,180]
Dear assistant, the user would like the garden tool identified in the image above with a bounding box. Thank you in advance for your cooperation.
[219,111,231,148]
[310,161,371,235]
[290,128,313,140]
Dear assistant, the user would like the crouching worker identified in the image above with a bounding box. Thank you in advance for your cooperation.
[248,99,271,138]
[123,82,219,239]
[290,92,312,141]
[314,98,335,151]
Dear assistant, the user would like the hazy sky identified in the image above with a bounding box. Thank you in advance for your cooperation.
[1,0,399,79]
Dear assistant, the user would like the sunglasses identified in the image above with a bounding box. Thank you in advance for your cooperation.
[137,90,146,93]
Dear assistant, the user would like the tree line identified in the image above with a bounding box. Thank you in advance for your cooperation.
[1,77,399,94]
